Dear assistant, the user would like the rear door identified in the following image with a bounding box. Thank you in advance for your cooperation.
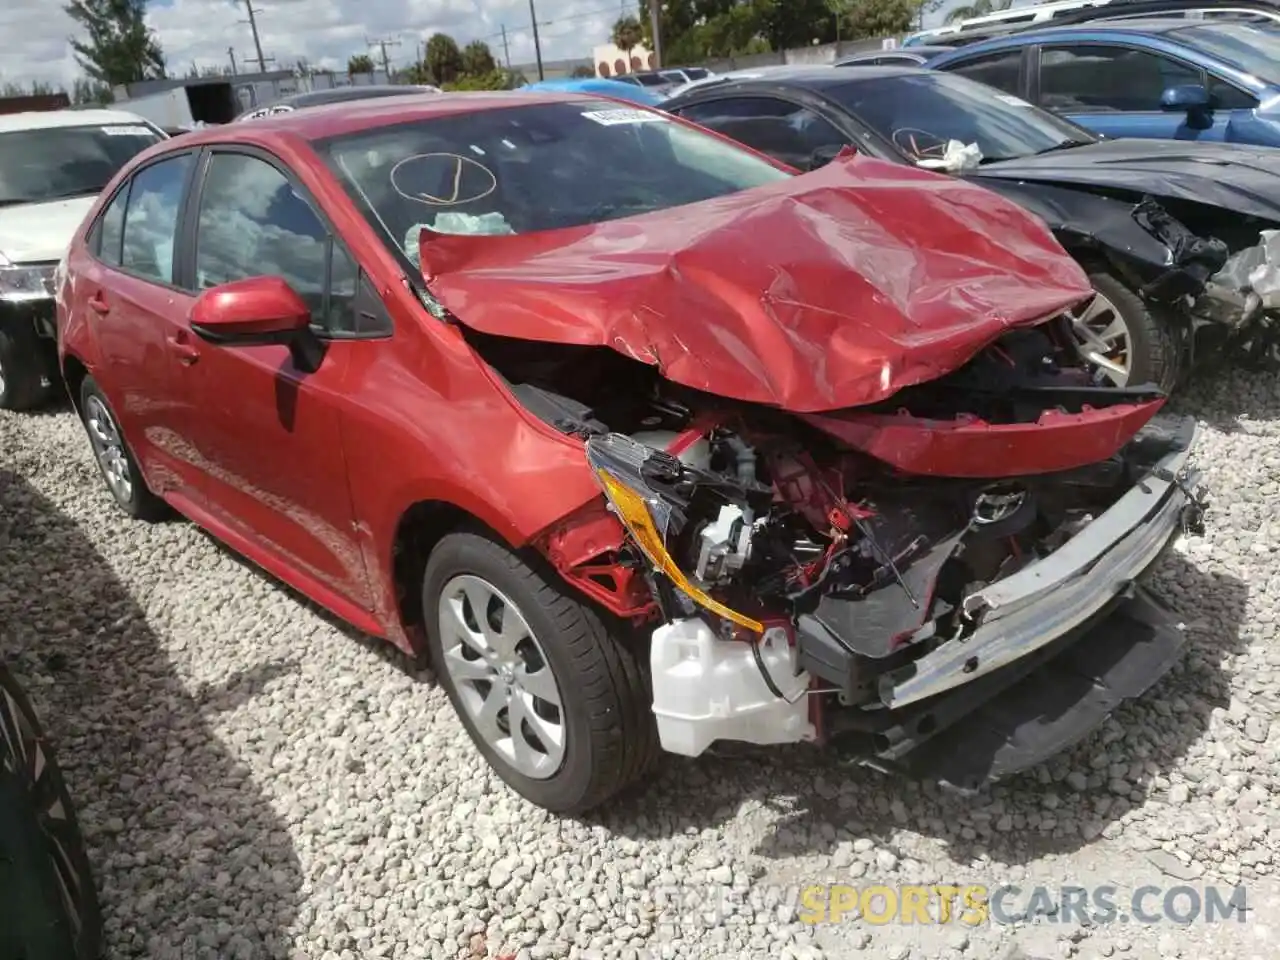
[1033,41,1232,140]
[178,146,381,608]
[75,149,206,508]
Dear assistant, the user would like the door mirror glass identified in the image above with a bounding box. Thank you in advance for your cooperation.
[1161,83,1211,111]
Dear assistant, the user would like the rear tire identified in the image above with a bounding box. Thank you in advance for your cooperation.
[77,376,169,522]
[0,665,103,960]
[0,325,53,412]
[423,532,658,814]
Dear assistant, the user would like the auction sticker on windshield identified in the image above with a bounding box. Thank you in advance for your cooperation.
[581,109,668,125]
[102,125,154,136]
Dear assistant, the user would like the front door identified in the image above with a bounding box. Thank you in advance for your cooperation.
[79,151,207,507]
[180,148,372,608]
[1037,43,1230,142]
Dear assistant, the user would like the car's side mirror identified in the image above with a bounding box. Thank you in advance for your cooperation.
[1161,83,1211,113]
[806,143,851,171]
[190,275,326,372]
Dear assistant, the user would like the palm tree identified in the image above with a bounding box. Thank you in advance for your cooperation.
[946,0,1016,24]
[612,15,644,67]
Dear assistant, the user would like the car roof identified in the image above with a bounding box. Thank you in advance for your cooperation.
[966,16,1232,39]
[665,64,923,97]
[0,107,154,133]
[173,90,653,147]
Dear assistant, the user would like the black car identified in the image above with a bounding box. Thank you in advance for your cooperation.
[234,83,440,121]
[660,66,1280,390]
[834,44,957,66]
[1,661,102,960]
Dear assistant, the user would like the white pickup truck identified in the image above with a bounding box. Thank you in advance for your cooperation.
[0,108,166,410]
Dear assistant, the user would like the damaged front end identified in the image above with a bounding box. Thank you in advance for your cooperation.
[561,332,1207,788]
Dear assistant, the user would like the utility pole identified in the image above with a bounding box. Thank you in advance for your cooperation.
[500,25,511,70]
[239,0,272,73]
[647,0,662,68]
[367,36,401,77]
[227,47,238,75]
[528,0,545,80]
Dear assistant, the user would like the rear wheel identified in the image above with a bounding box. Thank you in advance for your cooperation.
[78,376,168,522]
[0,665,103,960]
[1068,272,1181,392]
[423,532,658,814]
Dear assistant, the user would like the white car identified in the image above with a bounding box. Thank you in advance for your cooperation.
[0,108,166,410]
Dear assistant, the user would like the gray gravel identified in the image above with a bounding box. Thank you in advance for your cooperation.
[2,367,1279,960]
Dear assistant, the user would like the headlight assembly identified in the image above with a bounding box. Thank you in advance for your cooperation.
[0,262,56,303]
[585,432,765,633]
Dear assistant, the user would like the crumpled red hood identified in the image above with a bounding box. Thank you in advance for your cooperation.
[417,153,1093,412]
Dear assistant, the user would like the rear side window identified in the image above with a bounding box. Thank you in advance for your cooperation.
[96,186,129,266]
[946,49,1023,94]
[1038,45,1202,112]
[119,153,194,285]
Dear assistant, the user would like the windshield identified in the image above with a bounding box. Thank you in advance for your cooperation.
[0,122,163,206]
[826,72,1097,164]
[319,99,790,264]
[1170,23,1280,84]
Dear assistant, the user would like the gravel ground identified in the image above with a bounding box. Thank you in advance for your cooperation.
[2,368,1279,960]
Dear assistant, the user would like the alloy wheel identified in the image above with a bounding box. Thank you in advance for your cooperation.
[1068,290,1131,387]
[83,395,133,504]
[437,574,566,779]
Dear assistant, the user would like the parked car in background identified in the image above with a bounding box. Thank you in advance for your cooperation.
[835,44,956,66]
[0,660,102,960]
[55,91,1205,813]
[904,0,1280,48]
[925,19,1280,146]
[609,69,691,96]
[660,65,1280,388]
[0,108,166,410]
[519,77,663,105]
[234,83,441,121]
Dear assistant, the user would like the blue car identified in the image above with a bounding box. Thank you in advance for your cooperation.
[925,18,1280,146]
[517,77,664,106]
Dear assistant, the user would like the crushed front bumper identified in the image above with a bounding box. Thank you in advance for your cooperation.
[809,414,1204,784]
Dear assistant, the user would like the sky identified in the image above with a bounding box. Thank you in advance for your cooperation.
[0,0,967,90]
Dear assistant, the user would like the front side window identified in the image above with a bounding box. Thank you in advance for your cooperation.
[946,49,1023,95]
[0,122,163,207]
[1038,45,1202,113]
[193,152,358,334]
[120,153,193,284]
[319,99,790,266]
[676,97,849,170]
[827,72,1096,164]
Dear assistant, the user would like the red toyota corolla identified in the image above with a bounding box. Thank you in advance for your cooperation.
[54,92,1205,813]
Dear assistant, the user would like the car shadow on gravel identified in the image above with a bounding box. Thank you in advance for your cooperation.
[1174,367,1280,433]
[0,470,303,958]
[595,554,1249,869]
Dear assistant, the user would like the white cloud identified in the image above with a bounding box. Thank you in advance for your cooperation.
[1,0,634,89]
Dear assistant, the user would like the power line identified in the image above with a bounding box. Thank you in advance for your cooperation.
[238,1,273,73]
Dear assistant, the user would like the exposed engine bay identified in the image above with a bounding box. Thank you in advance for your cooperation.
[466,319,1207,787]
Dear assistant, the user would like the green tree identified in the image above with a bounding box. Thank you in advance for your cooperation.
[347,53,375,75]
[444,70,510,91]
[946,0,1014,24]
[461,40,497,77]
[844,0,927,39]
[64,0,166,87]
[612,14,645,60]
[72,76,114,104]
[425,33,464,86]
[571,64,595,78]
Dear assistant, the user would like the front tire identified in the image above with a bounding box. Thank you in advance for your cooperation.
[0,665,103,960]
[423,532,658,814]
[77,376,168,522]
[1070,271,1182,392]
